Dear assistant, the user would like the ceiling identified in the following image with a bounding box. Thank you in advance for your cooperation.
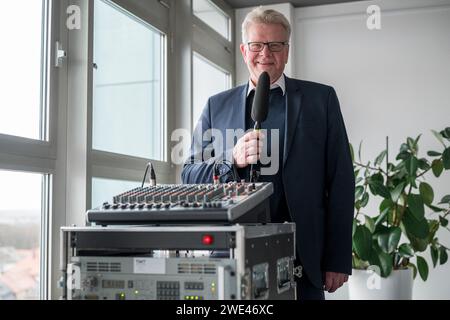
[224,0,367,9]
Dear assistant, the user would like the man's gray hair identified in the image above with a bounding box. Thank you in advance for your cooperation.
[242,7,291,44]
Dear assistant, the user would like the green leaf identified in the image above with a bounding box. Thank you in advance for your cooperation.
[375,150,387,167]
[378,227,401,253]
[369,245,393,277]
[439,216,448,227]
[419,182,434,205]
[407,231,429,252]
[427,151,442,157]
[414,134,422,146]
[407,137,415,152]
[355,177,363,184]
[365,215,375,233]
[397,150,410,161]
[426,203,445,212]
[361,192,369,207]
[375,199,392,226]
[388,227,402,253]
[439,195,450,205]
[432,129,446,147]
[440,247,448,265]
[355,186,364,199]
[428,220,439,243]
[349,143,355,162]
[352,219,357,237]
[443,148,450,169]
[418,158,430,171]
[405,156,418,178]
[432,159,444,177]
[431,246,439,268]
[407,194,425,220]
[408,263,418,279]
[403,209,429,239]
[370,182,391,199]
[441,127,450,139]
[379,198,393,213]
[353,225,373,261]
[417,256,429,281]
[358,140,363,162]
[390,183,405,203]
[398,243,414,258]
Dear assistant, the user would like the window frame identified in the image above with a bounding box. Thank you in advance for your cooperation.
[0,0,60,300]
[193,0,232,41]
[191,0,235,132]
[89,0,172,207]
[191,51,232,129]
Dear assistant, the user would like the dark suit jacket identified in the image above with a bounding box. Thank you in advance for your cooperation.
[181,76,355,288]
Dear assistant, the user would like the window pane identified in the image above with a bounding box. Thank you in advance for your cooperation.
[91,177,140,209]
[193,0,230,40]
[0,1,44,140]
[193,53,231,126]
[0,170,42,300]
[93,0,165,160]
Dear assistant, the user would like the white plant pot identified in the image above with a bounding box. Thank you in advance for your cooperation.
[348,268,413,300]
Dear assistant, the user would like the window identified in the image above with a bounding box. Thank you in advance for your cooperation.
[193,0,230,40]
[0,0,53,300]
[91,177,139,209]
[0,170,45,300]
[0,1,45,140]
[193,53,231,126]
[93,0,166,161]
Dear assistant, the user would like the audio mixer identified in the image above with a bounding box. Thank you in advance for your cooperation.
[86,182,273,225]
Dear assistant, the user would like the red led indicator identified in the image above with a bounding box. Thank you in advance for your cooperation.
[202,234,214,245]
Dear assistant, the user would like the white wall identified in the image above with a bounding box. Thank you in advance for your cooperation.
[294,0,450,299]
[235,0,450,299]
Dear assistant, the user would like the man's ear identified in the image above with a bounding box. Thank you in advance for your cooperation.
[284,46,289,65]
[240,43,247,63]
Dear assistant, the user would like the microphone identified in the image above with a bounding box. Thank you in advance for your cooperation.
[251,71,270,129]
[250,71,270,183]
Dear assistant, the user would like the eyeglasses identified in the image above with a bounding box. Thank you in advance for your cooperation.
[247,41,289,52]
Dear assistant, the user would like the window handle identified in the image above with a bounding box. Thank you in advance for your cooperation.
[55,41,67,68]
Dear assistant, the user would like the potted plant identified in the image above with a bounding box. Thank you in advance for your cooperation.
[349,127,450,300]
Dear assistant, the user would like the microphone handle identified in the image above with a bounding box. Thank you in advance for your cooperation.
[250,122,261,183]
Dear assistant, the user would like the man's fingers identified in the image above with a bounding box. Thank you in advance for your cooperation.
[246,146,259,157]
[324,274,333,292]
[244,130,265,142]
[329,274,346,293]
[247,155,258,164]
[245,139,259,150]
[328,277,339,293]
[324,273,347,293]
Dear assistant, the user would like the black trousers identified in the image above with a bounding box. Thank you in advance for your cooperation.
[295,267,325,301]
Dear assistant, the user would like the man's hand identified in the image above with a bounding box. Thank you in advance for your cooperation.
[323,272,349,293]
[233,131,265,168]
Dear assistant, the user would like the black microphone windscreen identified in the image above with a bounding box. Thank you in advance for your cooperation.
[251,72,270,123]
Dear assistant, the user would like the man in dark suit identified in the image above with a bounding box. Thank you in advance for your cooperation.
[181,7,354,300]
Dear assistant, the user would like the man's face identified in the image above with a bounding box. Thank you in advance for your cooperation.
[240,23,289,85]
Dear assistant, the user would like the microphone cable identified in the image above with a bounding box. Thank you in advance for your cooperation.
[141,162,157,187]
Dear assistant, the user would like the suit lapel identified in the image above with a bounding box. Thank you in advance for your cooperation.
[234,83,248,131]
[283,77,302,167]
